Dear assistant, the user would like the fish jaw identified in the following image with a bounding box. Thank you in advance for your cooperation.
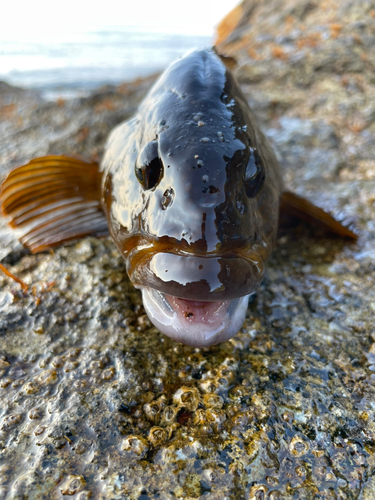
[128,249,265,302]
[141,287,250,347]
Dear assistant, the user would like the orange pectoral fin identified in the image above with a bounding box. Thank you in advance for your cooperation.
[0,155,109,253]
[280,191,357,240]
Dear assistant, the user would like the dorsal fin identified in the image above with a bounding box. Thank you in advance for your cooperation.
[280,191,357,240]
[1,156,108,253]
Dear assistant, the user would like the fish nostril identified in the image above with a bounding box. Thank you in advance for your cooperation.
[162,188,175,210]
[201,185,219,194]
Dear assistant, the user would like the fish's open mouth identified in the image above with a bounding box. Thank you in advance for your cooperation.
[141,287,250,347]
[128,246,263,346]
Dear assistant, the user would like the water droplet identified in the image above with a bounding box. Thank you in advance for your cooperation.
[236,200,245,214]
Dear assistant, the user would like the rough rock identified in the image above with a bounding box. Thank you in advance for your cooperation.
[0,1,375,498]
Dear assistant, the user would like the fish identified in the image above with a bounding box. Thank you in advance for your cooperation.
[0,49,356,348]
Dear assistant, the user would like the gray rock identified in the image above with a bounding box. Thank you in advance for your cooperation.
[0,1,375,496]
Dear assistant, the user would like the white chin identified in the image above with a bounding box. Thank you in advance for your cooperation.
[141,288,250,347]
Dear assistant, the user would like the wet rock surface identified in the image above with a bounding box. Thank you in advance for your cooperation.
[1,1,375,498]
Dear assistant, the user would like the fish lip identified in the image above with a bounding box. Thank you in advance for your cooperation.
[127,243,265,302]
[141,287,251,347]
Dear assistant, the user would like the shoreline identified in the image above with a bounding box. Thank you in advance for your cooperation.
[0,29,212,101]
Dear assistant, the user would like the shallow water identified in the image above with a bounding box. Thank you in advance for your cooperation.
[0,27,211,100]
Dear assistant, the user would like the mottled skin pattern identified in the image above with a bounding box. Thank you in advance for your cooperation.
[101,49,282,302]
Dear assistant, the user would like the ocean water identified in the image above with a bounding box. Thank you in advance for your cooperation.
[0,27,212,100]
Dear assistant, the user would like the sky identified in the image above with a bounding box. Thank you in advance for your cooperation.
[0,0,241,39]
[0,0,241,94]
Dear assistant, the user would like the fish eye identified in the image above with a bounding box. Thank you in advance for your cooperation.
[243,148,265,198]
[135,140,163,190]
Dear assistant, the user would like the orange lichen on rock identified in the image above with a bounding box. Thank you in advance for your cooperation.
[76,126,90,142]
[215,3,243,46]
[296,32,322,49]
[0,103,17,120]
[271,45,288,60]
[247,46,263,61]
[94,98,116,113]
[348,116,368,133]
[330,23,343,38]
[284,15,295,27]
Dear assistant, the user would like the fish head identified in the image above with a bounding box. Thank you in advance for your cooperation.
[102,49,282,347]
